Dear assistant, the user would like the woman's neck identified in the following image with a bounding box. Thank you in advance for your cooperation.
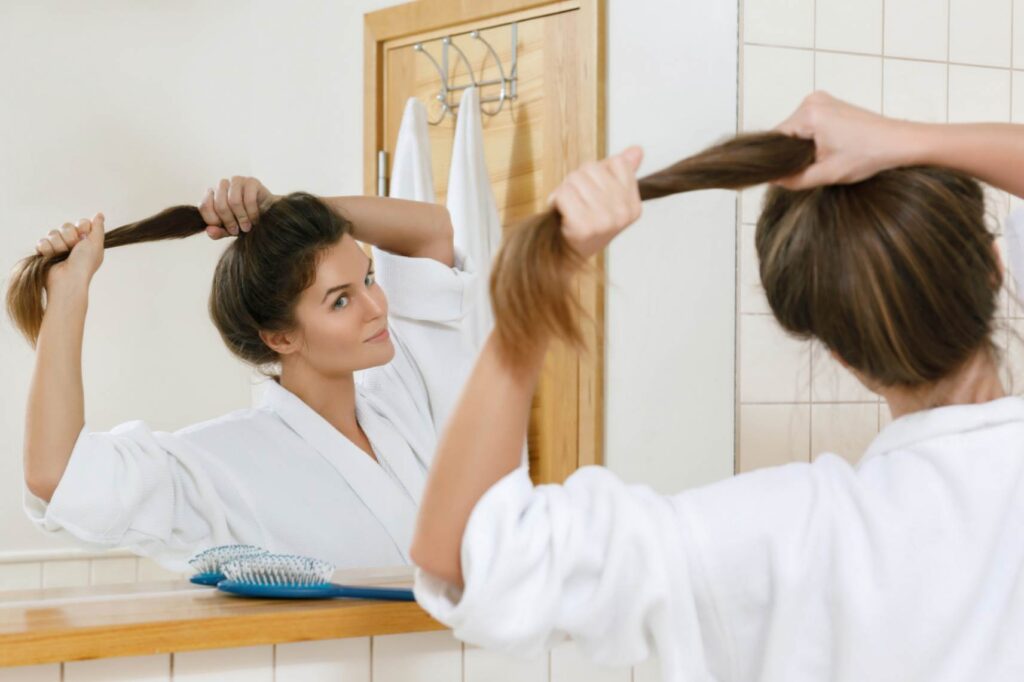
[277,363,359,437]
[882,348,1007,420]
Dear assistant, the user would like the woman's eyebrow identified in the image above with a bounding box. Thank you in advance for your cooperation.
[320,260,374,303]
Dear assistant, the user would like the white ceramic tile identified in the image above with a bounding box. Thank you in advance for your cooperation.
[42,559,91,588]
[172,646,274,682]
[986,184,1013,236]
[949,0,1012,67]
[0,664,60,681]
[882,59,948,122]
[0,562,41,591]
[811,342,878,402]
[740,223,771,314]
[742,45,814,131]
[372,631,462,682]
[997,234,1013,319]
[90,557,137,585]
[947,66,1011,123]
[743,0,815,48]
[550,641,631,682]
[740,314,812,403]
[884,0,949,60]
[136,558,186,582]
[739,404,812,472]
[814,53,883,113]
[275,638,370,682]
[816,0,883,54]
[1012,71,1024,121]
[740,184,768,225]
[879,401,894,429]
[1004,318,1024,394]
[811,403,881,466]
[1014,0,1024,68]
[464,645,548,682]
[65,654,169,681]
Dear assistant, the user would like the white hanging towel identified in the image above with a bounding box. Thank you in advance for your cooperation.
[1007,206,1024,310]
[446,86,503,349]
[389,98,435,202]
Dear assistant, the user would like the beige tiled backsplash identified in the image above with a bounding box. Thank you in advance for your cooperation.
[738,0,1024,474]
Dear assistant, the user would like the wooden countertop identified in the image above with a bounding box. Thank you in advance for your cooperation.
[0,566,446,667]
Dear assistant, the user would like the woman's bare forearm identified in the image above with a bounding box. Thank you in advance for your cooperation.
[410,333,547,588]
[24,283,89,502]
[904,122,1024,199]
[321,196,455,267]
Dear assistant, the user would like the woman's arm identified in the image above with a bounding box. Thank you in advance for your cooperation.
[773,91,1024,198]
[410,147,644,587]
[323,196,455,268]
[905,123,1024,199]
[198,177,455,267]
[25,214,106,502]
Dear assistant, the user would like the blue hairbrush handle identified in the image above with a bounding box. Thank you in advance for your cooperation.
[216,580,414,601]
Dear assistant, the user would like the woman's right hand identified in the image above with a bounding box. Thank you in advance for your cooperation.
[772,91,920,189]
[36,213,106,292]
[198,176,278,238]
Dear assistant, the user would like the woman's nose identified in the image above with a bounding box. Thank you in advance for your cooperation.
[361,290,384,318]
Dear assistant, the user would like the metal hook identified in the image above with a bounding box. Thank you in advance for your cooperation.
[413,43,450,125]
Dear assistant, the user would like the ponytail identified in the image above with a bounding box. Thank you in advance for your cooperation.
[5,206,208,346]
[489,132,816,363]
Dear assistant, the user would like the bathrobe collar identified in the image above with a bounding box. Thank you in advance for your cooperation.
[861,395,1024,467]
[258,378,418,561]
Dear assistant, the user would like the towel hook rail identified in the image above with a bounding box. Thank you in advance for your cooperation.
[411,23,518,125]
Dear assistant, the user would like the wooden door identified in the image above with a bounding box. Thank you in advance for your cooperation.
[365,0,604,484]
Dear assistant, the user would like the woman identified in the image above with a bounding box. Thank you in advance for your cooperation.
[8,180,477,571]
[410,92,1024,681]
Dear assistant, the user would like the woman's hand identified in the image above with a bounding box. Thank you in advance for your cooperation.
[35,213,106,292]
[772,91,919,190]
[550,146,644,260]
[198,176,278,239]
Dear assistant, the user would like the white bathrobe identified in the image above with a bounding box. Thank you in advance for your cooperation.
[415,396,1024,681]
[390,97,435,203]
[447,86,503,349]
[24,246,477,573]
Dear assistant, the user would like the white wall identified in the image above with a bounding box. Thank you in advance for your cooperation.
[604,0,739,492]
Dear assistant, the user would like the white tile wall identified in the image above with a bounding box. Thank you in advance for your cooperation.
[0,636,662,682]
[173,646,274,682]
[816,0,883,54]
[884,0,949,60]
[739,0,1024,473]
[949,0,1012,67]
[0,665,60,682]
[64,655,170,682]
[275,638,371,681]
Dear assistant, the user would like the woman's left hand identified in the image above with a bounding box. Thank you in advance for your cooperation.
[199,176,279,239]
[550,146,644,261]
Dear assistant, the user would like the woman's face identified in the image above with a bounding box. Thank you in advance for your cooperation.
[278,233,395,375]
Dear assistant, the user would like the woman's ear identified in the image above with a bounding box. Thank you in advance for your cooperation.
[259,328,300,356]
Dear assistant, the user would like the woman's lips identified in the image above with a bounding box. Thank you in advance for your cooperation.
[365,327,390,343]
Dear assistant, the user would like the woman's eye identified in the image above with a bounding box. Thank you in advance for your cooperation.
[365,272,376,287]
[333,295,349,310]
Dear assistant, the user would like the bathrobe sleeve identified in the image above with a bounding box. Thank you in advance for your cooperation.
[366,244,479,435]
[23,420,246,572]
[414,456,857,680]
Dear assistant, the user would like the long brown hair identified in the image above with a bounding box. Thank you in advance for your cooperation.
[6,192,352,372]
[490,132,1005,391]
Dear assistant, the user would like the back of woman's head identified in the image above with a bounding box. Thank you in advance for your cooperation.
[6,191,351,370]
[757,166,1000,389]
[491,133,1005,393]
